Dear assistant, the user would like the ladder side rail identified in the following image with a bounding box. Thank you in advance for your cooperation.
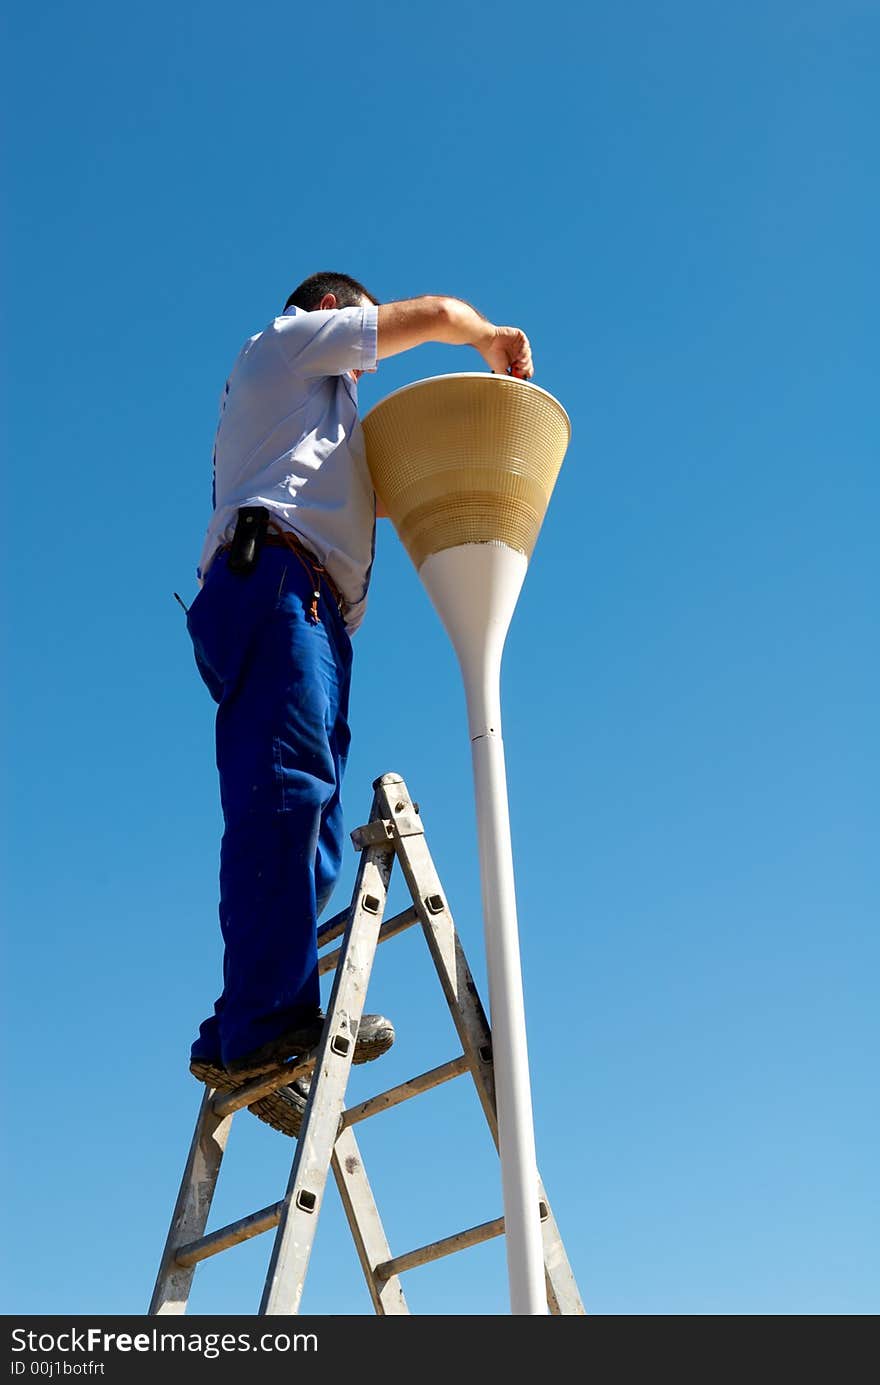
[375,778,500,1129]
[149,1089,233,1315]
[537,1184,586,1316]
[259,797,396,1316]
[331,1126,409,1315]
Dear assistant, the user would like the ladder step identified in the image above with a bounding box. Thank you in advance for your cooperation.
[315,904,350,948]
[317,903,417,953]
[341,1055,469,1128]
[375,1198,550,1280]
[318,906,418,975]
[211,1051,316,1119]
[175,1201,283,1267]
[375,1216,506,1279]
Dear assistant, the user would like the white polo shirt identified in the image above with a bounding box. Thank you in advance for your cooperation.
[197,303,380,634]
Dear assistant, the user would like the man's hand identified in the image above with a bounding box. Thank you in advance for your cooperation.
[376,297,534,379]
[479,326,533,380]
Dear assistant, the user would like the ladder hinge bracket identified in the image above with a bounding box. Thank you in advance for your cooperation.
[350,819,395,850]
[389,810,424,838]
[351,811,424,849]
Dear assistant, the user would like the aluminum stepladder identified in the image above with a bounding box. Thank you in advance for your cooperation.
[150,772,584,1316]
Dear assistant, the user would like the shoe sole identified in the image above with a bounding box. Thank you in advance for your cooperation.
[227,1015,397,1080]
[351,1015,396,1065]
[189,1058,308,1139]
[191,1016,396,1138]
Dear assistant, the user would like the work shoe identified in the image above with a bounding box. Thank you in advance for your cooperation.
[189,1056,310,1140]
[225,1011,395,1080]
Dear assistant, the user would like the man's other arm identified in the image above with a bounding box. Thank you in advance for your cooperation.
[376,297,533,380]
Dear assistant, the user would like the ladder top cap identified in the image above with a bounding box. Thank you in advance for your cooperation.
[373,771,405,788]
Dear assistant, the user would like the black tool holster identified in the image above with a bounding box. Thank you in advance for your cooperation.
[227,506,270,575]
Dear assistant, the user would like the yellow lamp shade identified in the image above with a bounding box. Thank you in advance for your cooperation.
[361,373,571,570]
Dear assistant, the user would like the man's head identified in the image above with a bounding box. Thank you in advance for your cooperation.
[284,271,379,314]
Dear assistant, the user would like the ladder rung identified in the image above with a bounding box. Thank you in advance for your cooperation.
[318,906,418,975]
[317,902,417,953]
[341,1055,469,1128]
[375,1215,506,1279]
[211,1052,316,1118]
[315,904,350,947]
[175,1200,283,1268]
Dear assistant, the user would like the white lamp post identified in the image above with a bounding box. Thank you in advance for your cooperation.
[362,373,571,1315]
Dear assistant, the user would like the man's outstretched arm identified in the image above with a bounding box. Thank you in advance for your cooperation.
[372,297,534,516]
[376,297,533,380]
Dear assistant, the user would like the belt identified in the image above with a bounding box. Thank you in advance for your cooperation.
[214,523,345,623]
[264,525,346,622]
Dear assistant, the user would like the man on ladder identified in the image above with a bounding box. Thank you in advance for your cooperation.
[185,271,534,1129]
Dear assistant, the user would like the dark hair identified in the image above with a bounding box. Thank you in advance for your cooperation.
[284,271,379,313]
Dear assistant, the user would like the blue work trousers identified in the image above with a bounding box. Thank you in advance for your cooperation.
[186,546,352,1067]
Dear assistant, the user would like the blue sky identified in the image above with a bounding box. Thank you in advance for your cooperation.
[2,0,878,1315]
